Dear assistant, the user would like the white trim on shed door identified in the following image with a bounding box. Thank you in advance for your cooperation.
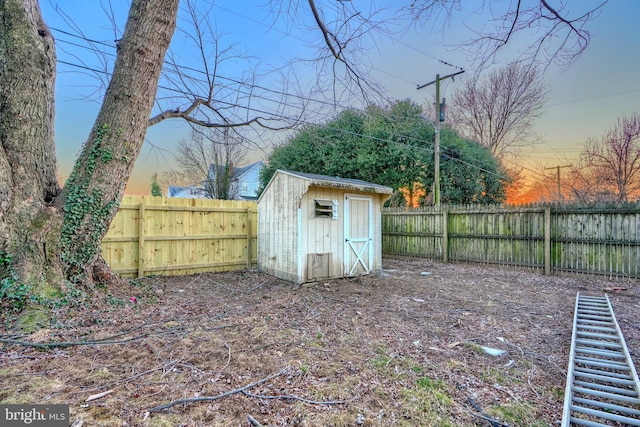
[344,194,373,276]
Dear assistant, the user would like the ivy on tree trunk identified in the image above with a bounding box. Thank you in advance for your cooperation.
[0,0,179,328]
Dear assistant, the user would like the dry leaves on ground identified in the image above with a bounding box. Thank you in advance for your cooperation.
[1,257,638,426]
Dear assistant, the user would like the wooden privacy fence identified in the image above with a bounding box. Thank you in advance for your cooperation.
[101,196,257,277]
[382,204,640,279]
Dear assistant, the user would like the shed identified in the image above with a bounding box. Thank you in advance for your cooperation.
[257,170,393,284]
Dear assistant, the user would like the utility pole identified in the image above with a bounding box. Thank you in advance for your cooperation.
[545,165,571,202]
[417,70,464,207]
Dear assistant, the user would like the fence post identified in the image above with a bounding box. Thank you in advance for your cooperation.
[137,200,146,278]
[544,207,551,275]
[442,209,448,263]
[246,208,253,269]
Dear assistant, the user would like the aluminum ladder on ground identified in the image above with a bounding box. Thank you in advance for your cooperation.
[562,292,640,426]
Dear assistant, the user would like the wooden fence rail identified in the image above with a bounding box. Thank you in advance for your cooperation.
[101,196,257,277]
[382,205,640,279]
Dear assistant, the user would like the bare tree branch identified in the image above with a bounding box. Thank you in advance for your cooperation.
[241,389,347,405]
[447,63,548,159]
[499,0,521,49]
[268,0,389,104]
[407,0,608,69]
[581,113,640,202]
[308,0,344,62]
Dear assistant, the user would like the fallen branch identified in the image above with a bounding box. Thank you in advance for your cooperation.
[77,361,180,394]
[0,335,147,349]
[220,343,231,372]
[246,280,268,293]
[148,367,289,413]
[241,390,346,405]
[604,286,628,292]
[467,397,510,427]
[247,415,264,426]
[86,389,114,402]
[0,322,162,349]
[455,383,510,427]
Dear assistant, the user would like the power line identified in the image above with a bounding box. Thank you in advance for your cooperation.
[50,26,115,48]
[547,88,640,108]
[56,53,506,180]
[57,59,108,75]
[52,30,461,149]
[51,38,577,185]
[500,157,550,181]
[51,28,348,113]
[51,26,629,171]
[51,25,638,114]
[211,3,464,76]
[50,26,525,182]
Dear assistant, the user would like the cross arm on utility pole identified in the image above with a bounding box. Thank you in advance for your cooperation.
[416,70,465,91]
[544,165,572,202]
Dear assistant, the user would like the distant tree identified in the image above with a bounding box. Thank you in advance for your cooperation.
[438,126,507,204]
[448,63,548,160]
[512,175,556,204]
[503,168,530,205]
[150,173,163,197]
[260,100,507,204]
[159,169,193,191]
[579,113,640,202]
[565,161,616,203]
[169,127,247,200]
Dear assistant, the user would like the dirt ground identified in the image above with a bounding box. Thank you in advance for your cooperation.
[1,257,639,427]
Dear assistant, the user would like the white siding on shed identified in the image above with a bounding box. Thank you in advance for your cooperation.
[257,171,307,282]
[258,170,392,284]
[300,186,345,280]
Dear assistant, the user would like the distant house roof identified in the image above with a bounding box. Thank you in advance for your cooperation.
[167,185,207,198]
[168,185,187,197]
[207,161,263,181]
[233,161,263,179]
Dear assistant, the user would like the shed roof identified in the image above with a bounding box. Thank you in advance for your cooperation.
[259,169,393,203]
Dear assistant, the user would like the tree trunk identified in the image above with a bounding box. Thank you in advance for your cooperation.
[1,0,179,328]
[0,0,60,287]
[55,0,179,282]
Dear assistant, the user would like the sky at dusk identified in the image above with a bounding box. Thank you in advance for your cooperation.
[42,1,640,195]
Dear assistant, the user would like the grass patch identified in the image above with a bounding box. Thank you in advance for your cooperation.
[399,376,457,426]
[486,402,548,426]
[85,367,117,384]
[370,347,418,375]
[371,354,393,369]
[481,367,516,386]
[370,347,394,368]
[0,375,67,404]
[146,414,186,427]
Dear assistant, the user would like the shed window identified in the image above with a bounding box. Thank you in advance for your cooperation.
[315,199,337,219]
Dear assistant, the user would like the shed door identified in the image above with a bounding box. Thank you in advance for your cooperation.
[344,195,373,276]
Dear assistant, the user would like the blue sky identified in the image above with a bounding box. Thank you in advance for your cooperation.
[42,1,640,194]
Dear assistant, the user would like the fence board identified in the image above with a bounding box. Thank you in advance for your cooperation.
[101,196,257,277]
[382,204,640,279]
